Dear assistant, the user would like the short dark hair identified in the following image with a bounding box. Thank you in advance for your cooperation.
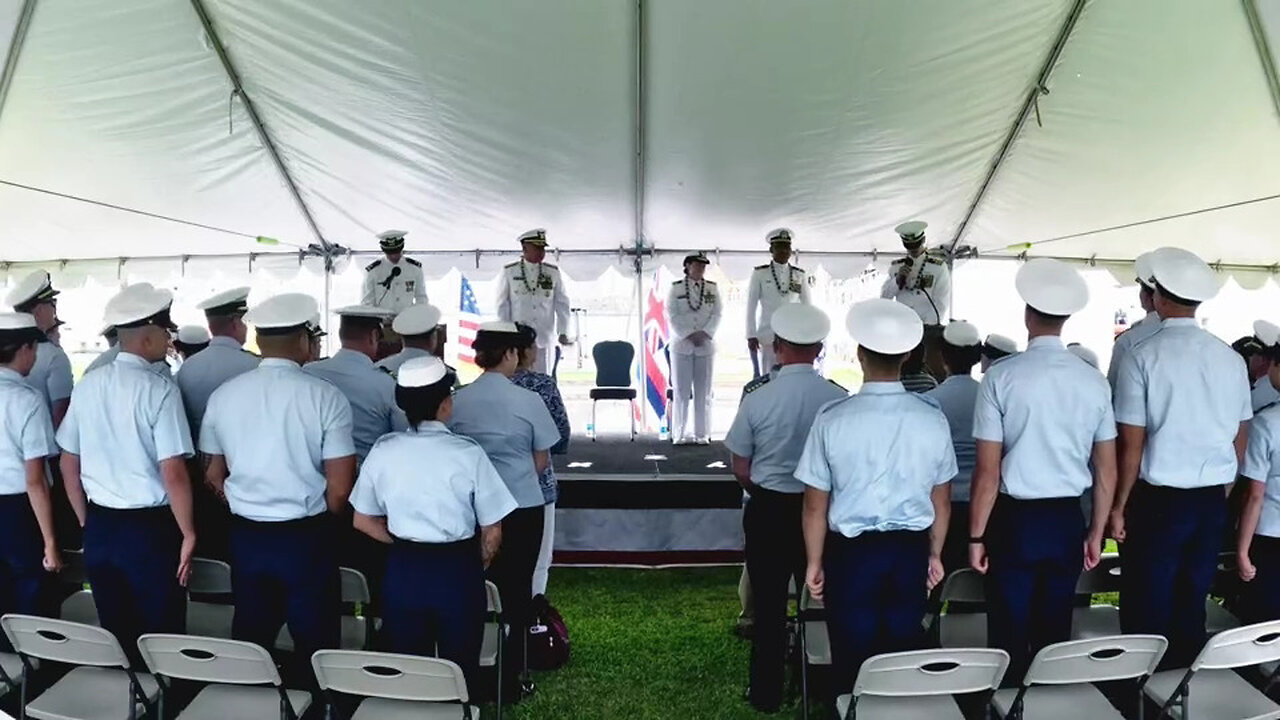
[338,315,384,342]
[395,375,456,426]
[903,342,927,373]
[473,329,522,369]
[860,346,907,373]
[0,339,37,365]
[941,342,982,375]
[1154,281,1199,308]
[1026,306,1069,326]
[775,337,821,355]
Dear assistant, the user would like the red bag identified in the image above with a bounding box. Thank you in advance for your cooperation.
[528,594,570,670]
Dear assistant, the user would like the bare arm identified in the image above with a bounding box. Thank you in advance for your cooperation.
[1089,440,1118,541]
[533,449,550,476]
[968,440,1002,573]
[1238,479,1265,581]
[1236,421,1251,470]
[481,522,502,568]
[60,452,87,527]
[25,458,59,567]
[928,483,950,590]
[203,453,229,502]
[160,456,196,585]
[50,399,69,430]
[353,512,394,544]
[802,487,829,600]
[1109,423,1146,540]
[324,456,357,515]
[730,453,754,492]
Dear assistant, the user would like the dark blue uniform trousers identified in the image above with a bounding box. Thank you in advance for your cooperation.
[1241,534,1280,624]
[382,537,486,690]
[743,487,805,709]
[1120,482,1226,668]
[985,495,1084,680]
[0,494,54,635]
[230,514,340,666]
[824,529,929,695]
[83,504,185,661]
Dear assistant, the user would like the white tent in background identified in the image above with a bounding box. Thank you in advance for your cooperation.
[1,0,1280,286]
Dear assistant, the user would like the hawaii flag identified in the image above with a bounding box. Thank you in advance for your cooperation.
[637,268,671,431]
[457,275,482,365]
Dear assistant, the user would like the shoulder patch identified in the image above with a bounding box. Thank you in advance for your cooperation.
[365,259,382,272]
[754,264,769,270]
[405,257,422,267]
[741,375,770,396]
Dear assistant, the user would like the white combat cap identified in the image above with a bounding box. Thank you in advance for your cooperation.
[103,285,176,330]
[1133,251,1157,288]
[770,303,830,345]
[895,220,928,244]
[1015,258,1089,316]
[196,287,250,316]
[1067,343,1100,369]
[244,293,318,334]
[846,298,923,355]
[397,355,451,389]
[1255,319,1280,347]
[766,228,793,245]
[5,270,58,310]
[983,334,1018,356]
[176,325,211,345]
[518,229,548,247]
[1149,247,1218,302]
[942,320,981,347]
[392,304,443,336]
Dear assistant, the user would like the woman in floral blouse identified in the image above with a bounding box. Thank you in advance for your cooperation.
[511,324,571,596]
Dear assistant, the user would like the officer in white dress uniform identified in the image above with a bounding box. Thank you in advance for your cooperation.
[880,220,951,326]
[969,259,1118,679]
[666,252,722,445]
[0,313,61,624]
[56,285,196,660]
[200,293,357,673]
[6,271,72,428]
[352,355,517,690]
[981,334,1018,372]
[1111,247,1252,667]
[304,305,408,462]
[376,303,443,377]
[1246,320,1280,412]
[1237,336,1280,622]
[497,229,573,375]
[746,229,811,376]
[362,230,427,314]
[1107,251,1161,389]
[797,299,956,695]
[724,303,846,712]
[925,320,984,572]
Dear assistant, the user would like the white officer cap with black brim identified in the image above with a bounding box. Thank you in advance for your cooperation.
[1067,343,1100,369]
[308,313,327,339]
[518,229,549,247]
[103,285,177,332]
[473,320,522,352]
[197,287,251,317]
[377,230,407,252]
[942,320,981,347]
[245,293,318,337]
[1255,319,1280,349]
[1148,247,1219,304]
[397,355,452,390]
[766,228,793,246]
[771,304,830,345]
[846,298,924,355]
[683,252,711,268]
[392,304,443,337]
[1133,251,1157,290]
[0,312,46,347]
[983,334,1018,358]
[895,220,928,248]
[176,325,211,345]
[1016,258,1089,317]
[5,270,59,313]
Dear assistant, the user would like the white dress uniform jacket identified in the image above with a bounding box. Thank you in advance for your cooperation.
[199,358,356,521]
[304,349,409,462]
[497,260,571,371]
[362,257,427,314]
[175,336,260,435]
[1107,312,1160,391]
[972,337,1117,499]
[351,422,518,543]
[796,382,956,538]
[0,368,57,494]
[667,279,722,356]
[1113,318,1252,488]
[746,262,811,344]
[27,341,72,417]
[55,353,193,509]
[879,252,951,325]
[1242,404,1280,537]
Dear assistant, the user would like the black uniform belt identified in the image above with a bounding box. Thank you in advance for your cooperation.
[88,502,170,517]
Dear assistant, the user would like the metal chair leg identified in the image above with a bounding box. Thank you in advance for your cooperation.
[590,400,597,442]
[630,400,636,441]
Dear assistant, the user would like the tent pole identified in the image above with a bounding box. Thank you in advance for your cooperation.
[1242,0,1280,122]
[323,262,332,356]
[946,0,1089,255]
[0,0,38,129]
[633,0,647,251]
[188,0,329,252]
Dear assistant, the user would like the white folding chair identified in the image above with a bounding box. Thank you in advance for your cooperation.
[1144,619,1280,719]
[0,651,19,698]
[277,566,370,652]
[797,584,830,720]
[0,614,159,720]
[312,650,479,719]
[836,648,1010,720]
[935,569,987,648]
[992,635,1166,720]
[1071,554,1122,640]
[58,590,99,627]
[137,634,311,720]
[1203,598,1241,636]
[481,580,506,717]
[185,558,234,640]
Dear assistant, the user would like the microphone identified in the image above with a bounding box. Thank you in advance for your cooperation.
[381,265,402,289]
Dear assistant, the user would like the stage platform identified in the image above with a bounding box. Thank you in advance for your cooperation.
[552,434,745,566]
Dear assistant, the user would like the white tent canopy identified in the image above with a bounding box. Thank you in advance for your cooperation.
[2,0,1280,281]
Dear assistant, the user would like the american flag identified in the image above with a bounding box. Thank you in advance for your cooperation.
[637,269,671,431]
[457,275,482,364]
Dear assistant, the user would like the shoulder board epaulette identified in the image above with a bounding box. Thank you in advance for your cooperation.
[890,257,907,265]
[377,366,392,376]
[365,259,382,271]
[705,279,716,285]
[827,379,846,392]
[754,264,769,270]
[792,265,805,273]
[242,349,260,358]
[1260,401,1280,415]
[924,255,945,265]
[544,262,559,270]
[741,375,770,396]
[670,279,682,286]
[504,261,520,269]
[405,257,422,267]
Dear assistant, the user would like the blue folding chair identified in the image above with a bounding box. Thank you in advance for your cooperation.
[590,341,637,441]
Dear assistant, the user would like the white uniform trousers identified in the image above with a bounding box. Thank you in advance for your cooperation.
[533,344,553,375]
[671,349,714,441]
[757,337,778,377]
[532,503,555,596]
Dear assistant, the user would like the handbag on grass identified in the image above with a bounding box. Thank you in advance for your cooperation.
[528,593,570,670]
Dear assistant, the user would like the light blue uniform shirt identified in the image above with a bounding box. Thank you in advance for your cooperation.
[304,349,408,461]
[1107,312,1160,391]
[56,353,193,509]
[27,341,72,416]
[352,421,518,543]
[1252,377,1280,414]
[925,374,980,502]
[86,345,175,380]
[375,347,433,378]
[973,337,1116,499]
[0,368,57,495]
[200,358,356,522]
[796,382,957,538]
[175,336,260,435]
[1113,317,1252,488]
[449,372,561,509]
[723,364,847,493]
[1242,405,1280,537]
